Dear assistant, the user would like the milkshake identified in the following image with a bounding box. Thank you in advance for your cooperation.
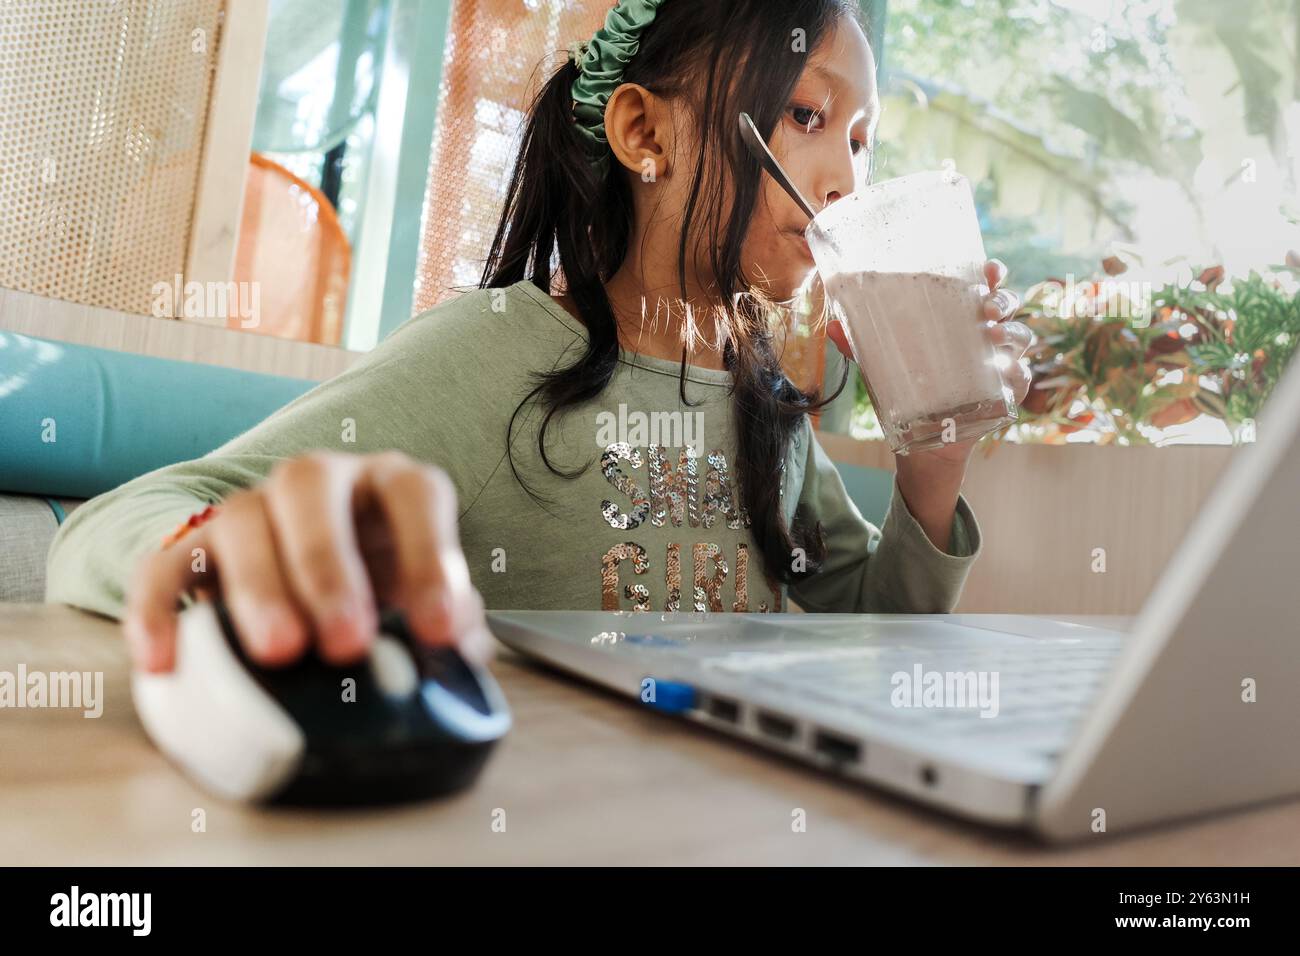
[823,269,1012,451]
[807,170,1016,454]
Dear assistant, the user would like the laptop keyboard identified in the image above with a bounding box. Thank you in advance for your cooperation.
[697,635,1126,757]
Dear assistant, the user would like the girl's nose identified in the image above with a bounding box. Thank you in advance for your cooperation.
[816,149,857,211]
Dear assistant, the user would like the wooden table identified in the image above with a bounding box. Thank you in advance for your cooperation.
[3,603,1297,865]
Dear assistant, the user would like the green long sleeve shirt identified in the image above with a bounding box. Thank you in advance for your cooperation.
[45,280,982,618]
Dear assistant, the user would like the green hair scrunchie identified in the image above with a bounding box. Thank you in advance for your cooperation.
[569,0,668,174]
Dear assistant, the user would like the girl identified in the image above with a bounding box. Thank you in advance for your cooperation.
[47,0,1033,672]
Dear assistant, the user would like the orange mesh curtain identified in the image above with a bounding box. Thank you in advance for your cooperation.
[413,0,607,312]
[411,0,825,392]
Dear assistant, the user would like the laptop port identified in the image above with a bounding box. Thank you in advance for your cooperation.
[920,764,940,787]
[813,730,860,764]
[707,696,740,724]
[756,711,797,742]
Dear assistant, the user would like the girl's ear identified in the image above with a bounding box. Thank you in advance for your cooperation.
[604,82,672,181]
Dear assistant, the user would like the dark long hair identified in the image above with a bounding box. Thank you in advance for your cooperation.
[481,0,859,589]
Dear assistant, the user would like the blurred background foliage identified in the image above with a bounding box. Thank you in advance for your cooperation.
[824,0,1300,445]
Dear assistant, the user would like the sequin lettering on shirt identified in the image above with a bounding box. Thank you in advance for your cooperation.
[598,445,779,613]
[734,542,749,612]
[647,443,698,528]
[600,442,650,529]
[665,542,682,611]
[601,542,650,611]
[692,542,727,612]
[702,449,746,530]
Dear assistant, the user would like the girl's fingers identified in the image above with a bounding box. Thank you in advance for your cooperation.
[982,287,1021,321]
[985,319,1035,355]
[207,490,309,667]
[448,589,495,667]
[122,450,493,674]
[262,453,378,666]
[1006,356,1033,403]
[357,455,474,649]
[826,316,854,360]
[984,259,1008,292]
[124,526,217,673]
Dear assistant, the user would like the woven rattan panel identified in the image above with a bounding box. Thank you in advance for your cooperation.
[0,0,225,315]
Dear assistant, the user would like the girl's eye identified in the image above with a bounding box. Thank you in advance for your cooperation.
[851,139,867,155]
[788,105,825,131]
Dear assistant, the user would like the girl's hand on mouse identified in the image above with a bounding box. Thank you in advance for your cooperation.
[124,451,492,674]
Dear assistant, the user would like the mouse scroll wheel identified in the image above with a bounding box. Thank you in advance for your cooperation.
[369,636,420,698]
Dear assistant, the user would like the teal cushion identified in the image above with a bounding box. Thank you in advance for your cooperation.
[833,460,894,527]
[0,331,315,499]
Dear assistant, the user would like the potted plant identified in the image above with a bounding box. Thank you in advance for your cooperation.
[824,258,1297,614]
[995,259,1300,448]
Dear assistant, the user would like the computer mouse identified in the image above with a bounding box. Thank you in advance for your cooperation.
[131,599,510,805]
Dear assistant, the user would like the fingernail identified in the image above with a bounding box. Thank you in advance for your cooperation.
[413,590,455,644]
[126,617,171,673]
[460,628,493,667]
[123,617,150,665]
[317,596,376,660]
[248,603,302,661]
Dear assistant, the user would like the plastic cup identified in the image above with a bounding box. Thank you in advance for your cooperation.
[806,169,1017,454]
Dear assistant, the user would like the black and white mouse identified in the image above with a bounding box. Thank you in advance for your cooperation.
[132,599,510,805]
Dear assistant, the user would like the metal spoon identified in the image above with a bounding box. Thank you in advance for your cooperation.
[738,112,818,222]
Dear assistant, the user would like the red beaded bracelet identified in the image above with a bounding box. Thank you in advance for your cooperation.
[161,504,219,549]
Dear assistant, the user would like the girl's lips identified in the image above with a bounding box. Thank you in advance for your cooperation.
[785,228,814,261]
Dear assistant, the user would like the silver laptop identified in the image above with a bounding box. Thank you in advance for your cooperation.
[488,353,1300,842]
